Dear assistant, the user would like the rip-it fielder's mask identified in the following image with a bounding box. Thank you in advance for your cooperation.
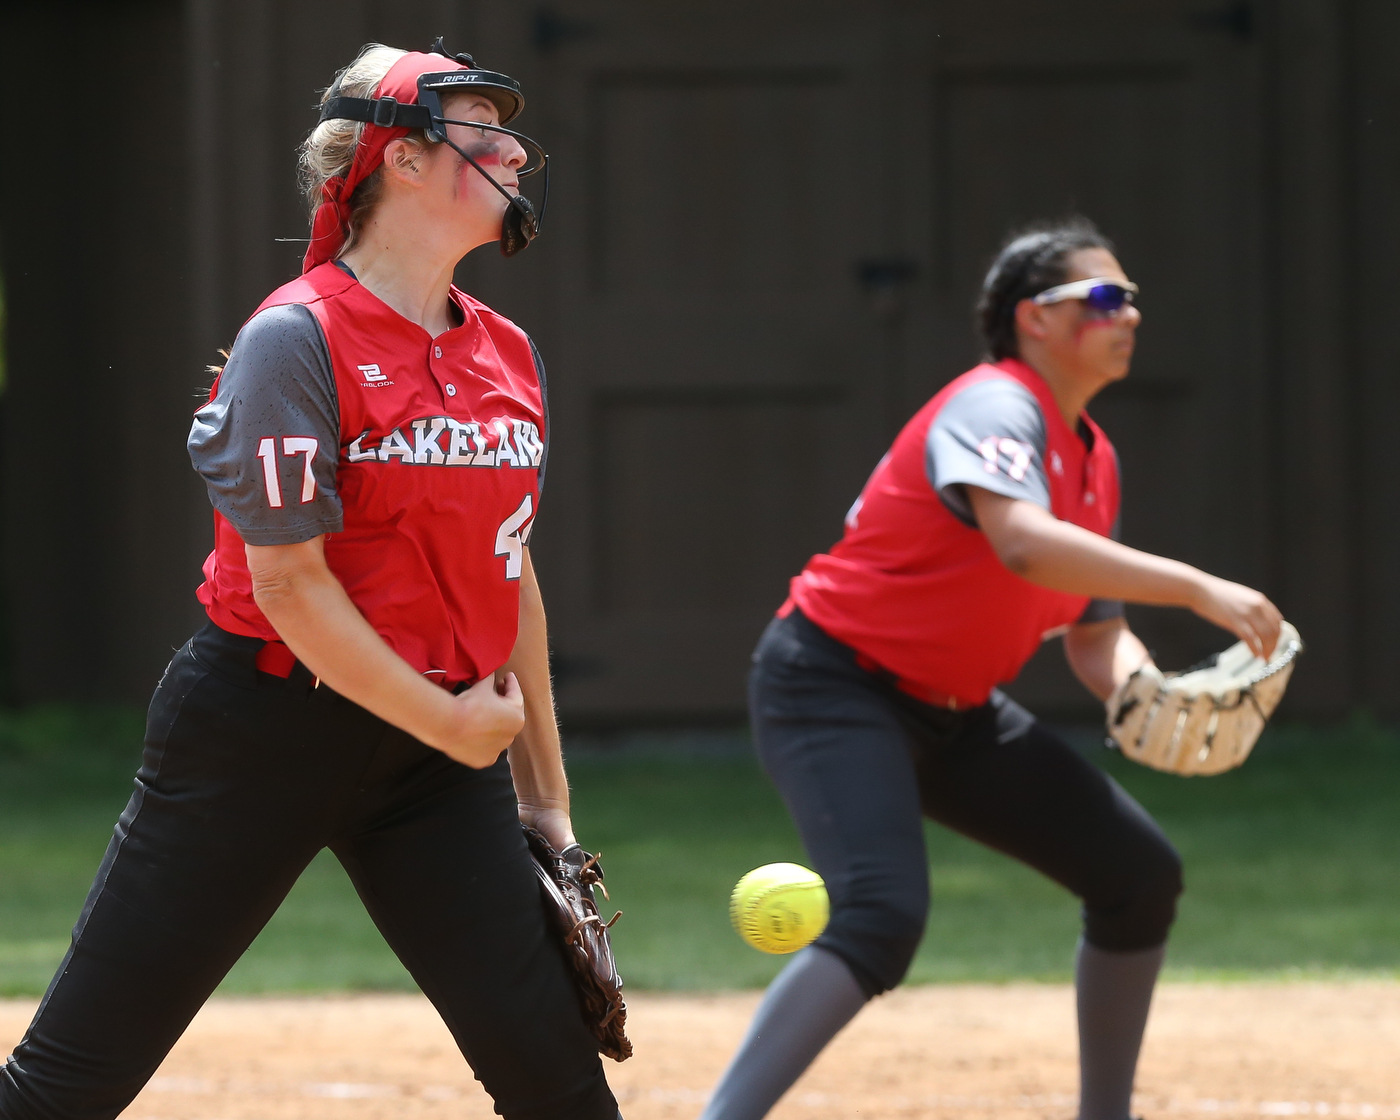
[303,38,548,272]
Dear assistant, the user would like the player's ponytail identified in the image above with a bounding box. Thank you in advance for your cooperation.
[298,44,416,254]
[976,217,1115,361]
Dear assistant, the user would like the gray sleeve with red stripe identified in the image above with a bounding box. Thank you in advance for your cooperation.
[188,304,344,545]
[924,377,1122,624]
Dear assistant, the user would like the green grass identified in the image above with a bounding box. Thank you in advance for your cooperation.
[1,708,1398,996]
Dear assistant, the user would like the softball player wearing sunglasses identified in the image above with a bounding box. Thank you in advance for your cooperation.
[699,218,1282,1120]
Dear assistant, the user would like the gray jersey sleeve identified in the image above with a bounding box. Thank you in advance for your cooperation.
[188,304,343,545]
[925,378,1050,527]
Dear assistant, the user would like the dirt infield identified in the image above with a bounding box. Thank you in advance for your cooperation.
[3,984,1398,1119]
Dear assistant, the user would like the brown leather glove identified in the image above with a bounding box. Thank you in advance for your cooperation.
[522,825,633,1061]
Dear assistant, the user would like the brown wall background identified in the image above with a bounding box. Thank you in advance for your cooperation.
[0,0,1394,723]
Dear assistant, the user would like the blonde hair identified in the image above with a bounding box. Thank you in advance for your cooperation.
[298,44,423,252]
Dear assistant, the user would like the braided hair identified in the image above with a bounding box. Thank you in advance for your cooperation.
[976,218,1115,361]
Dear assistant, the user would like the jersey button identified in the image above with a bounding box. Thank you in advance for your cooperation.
[445,384,457,397]
[434,346,443,358]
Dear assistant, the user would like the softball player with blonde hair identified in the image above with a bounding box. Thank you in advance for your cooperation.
[1,41,621,1120]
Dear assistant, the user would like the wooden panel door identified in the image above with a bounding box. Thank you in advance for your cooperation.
[529,2,904,720]
[529,1,1266,721]
[902,1,1268,708]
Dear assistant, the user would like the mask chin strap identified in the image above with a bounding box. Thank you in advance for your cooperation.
[427,120,549,258]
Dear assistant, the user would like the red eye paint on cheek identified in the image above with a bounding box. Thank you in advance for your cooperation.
[1073,313,1126,342]
[452,141,505,197]
[460,140,503,166]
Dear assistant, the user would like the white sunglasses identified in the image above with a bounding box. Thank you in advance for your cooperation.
[1032,277,1139,313]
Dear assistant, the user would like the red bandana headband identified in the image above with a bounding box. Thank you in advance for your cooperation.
[303,51,469,273]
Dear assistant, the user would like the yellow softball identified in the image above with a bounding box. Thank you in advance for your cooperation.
[729,863,830,954]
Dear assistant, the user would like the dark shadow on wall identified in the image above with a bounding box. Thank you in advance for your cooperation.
[0,0,205,703]
[0,247,9,702]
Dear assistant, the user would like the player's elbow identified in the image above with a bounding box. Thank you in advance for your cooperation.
[246,539,330,616]
[249,566,303,613]
[987,526,1036,577]
[972,495,1044,577]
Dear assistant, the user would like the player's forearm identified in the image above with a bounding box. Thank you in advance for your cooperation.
[972,489,1283,657]
[248,543,459,748]
[503,552,573,836]
[979,495,1208,608]
[1015,520,1204,604]
[1064,618,1152,701]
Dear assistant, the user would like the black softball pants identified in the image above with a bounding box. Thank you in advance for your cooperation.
[0,624,618,1120]
[750,610,1183,996]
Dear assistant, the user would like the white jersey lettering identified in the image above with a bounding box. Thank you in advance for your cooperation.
[349,415,542,472]
[412,417,448,465]
[444,419,477,466]
[282,437,319,504]
[494,494,534,580]
[257,437,283,508]
[493,419,521,468]
[378,427,415,463]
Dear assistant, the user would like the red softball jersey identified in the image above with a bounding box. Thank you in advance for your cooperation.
[192,262,546,688]
[785,358,1121,708]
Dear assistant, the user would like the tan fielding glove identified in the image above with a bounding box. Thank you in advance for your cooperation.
[1106,621,1304,776]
